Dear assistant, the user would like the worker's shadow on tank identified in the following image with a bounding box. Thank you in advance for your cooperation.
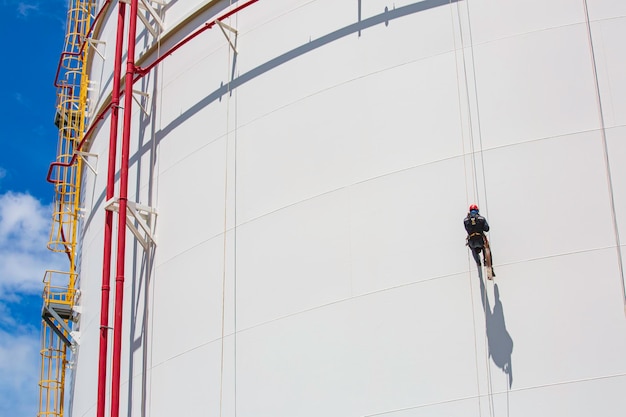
[478,268,514,388]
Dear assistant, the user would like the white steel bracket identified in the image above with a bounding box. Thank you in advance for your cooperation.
[72,305,83,320]
[75,151,98,175]
[87,38,106,60]
[121,0,166,38]
[70,331,81,345]
[216,20,238,53]
[105,198,158,250]
[132,89,151,116]
[87,79,99,93]
[78,207,88,219]
[87,80,100,118]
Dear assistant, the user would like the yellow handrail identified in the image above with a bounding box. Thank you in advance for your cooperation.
[39,2,94,417]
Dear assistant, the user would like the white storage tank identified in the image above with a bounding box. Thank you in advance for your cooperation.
[69,1,626,416]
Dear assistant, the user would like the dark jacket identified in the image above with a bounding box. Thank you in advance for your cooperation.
[464,212,490,248]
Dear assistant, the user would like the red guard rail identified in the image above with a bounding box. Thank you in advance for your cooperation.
[47,0,260,185]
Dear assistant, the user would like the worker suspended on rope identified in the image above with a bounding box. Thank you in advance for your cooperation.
[464,204,496,278]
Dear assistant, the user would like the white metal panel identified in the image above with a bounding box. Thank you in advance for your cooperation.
[75,226,106,333]
[123,106,160,202]
[157,29,228,93]
[156,136,227,264]
[485,131,616,265]
[587,0,626,20]
[482,249,626,389]
[364,397,482,417]
[86,7,117,115]
[236,190,353,330]
[151,235,228,364]
[68,323,101,417]
[235,0,351,79]
[348,157,469,295]
[236,52,463,224]
[237,0,456,129]
[80,111,112,220]
[606,126,626,243]
[591,17,626,128]
[155,102,230,176]
[467,0,584,44]
[472,23,600,149]
[237,275,478,417]
[501,375,626,417]
[149,341,225,417]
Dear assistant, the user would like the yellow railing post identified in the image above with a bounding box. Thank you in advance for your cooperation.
[39,2,94,417]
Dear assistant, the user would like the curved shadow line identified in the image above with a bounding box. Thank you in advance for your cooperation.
[155,0,460,140]
[81,0,459,232]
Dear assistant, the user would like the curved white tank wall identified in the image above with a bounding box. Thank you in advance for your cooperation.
[70,1,626,416]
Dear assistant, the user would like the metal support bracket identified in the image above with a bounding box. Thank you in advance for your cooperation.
[76,151,98,175]
[87,79,99,93]
[216,20,238,53]
[132,89,151,116]
[105,197,158,250]
[87,38,106,60]
[87,80,100,118]
[72,305,83,319]
[42,305,78,347]
[121,0,166,38]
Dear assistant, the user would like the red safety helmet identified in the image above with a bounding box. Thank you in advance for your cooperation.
[469,204,479,211]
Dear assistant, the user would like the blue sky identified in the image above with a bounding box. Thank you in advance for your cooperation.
[0,1,70,416]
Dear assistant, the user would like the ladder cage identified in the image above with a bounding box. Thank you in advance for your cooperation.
[39,270,77,417]
[41,2,95,417]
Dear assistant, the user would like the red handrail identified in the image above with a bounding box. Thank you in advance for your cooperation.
[46,101,112,183]
[135,0,260,79]
[48,1,114,184]
[47,0,261,185]
[53,0,113,88]
[48,4,264,417]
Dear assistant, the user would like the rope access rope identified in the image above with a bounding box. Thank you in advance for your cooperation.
[455,3,479,207]
[457,0,501,413]
[464,1,490,218]
[451,0,497,415]
[449,2,483,417]
[146,25,164,417]
[229,4,240,415]
[232,8,239,416]
[219,2,235,415]
[449,2,471,207]
[581,0,626,313]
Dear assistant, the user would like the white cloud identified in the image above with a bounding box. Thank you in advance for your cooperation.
[0,326,40,417]
[0,190,68,417]
[0,191,66,295]
[16,2,38,17]
[0,291,41,417]
[14,92,29,106]
[4,0,67,28]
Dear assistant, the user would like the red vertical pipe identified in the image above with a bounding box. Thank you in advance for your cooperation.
[110,1,138,416]
[96,3,126,417]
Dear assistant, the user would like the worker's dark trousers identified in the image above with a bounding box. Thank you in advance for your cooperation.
[472,246,494,267]
[469,236,493,266]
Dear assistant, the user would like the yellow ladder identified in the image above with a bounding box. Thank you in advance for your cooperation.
[39,1,94,416]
